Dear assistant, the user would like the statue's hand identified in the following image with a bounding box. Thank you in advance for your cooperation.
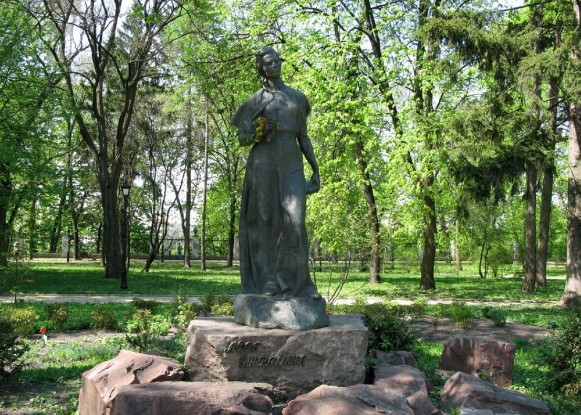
[306,172,320,195]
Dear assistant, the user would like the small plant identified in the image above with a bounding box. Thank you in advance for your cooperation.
[131,298,160,311]
[408,299,428,318]
[539,306,581,402]
[46,304,69,332]
[448,302,473,329]
[481,306,506,327]
[126,309,171,352]
[355,303,419,354]
[211,299,234,316]
[91,305,118,330]
[0,316,29,378]
[4,305,39,337]
[170,294,197,327]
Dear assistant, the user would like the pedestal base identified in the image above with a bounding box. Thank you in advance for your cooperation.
[233,294,328,331]
[184,315,368,403]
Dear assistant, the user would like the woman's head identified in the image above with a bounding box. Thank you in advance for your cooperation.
[254,46,283,78]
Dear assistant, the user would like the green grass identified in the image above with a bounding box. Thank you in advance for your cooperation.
[0,259,568,302]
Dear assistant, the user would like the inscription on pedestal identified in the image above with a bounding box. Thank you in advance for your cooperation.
[223,339,307,369]
[185,315,368,403]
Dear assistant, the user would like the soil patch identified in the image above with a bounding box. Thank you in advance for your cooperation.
[409,317,552,344]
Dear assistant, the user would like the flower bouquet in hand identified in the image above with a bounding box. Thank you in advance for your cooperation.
[252,117,268,143]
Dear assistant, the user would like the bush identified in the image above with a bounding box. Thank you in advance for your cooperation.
[481,306,506,327]
[4,305,39,337]
[46,304,69,332]
[539,307,581,402]
[338,303,419,354]
[0,316,29,378]
[91,305,118,330]
[131,298,160,312]
[170,294,197,327]
[126,309,172,352]
[448,302,473,329]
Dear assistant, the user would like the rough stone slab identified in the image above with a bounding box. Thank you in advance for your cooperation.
[374,363,441,415]
[282,384,414,415]
[78,350,184,415]
[438,337,516,386]
[110,381,273,415]
[234,294,329,331]
[440,372,550,415]
[185,315,367,403]
[375,350,419,368]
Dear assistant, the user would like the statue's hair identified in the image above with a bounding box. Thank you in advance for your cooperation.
[254,46,282,78]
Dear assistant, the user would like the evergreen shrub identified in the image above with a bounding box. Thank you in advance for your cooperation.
[4,305,39,337]
[0,316,29,378]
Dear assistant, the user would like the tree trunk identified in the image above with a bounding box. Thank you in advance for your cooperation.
[0,163,11,267]
[226,195,236,267]
[420,191,436,289]
[49,186,67,253]
[101,181,122,279]
[200,109,209,271]
[183,93,193,268]
[522,162,537,293]
[455,215,463,273]
[354,141,381,284]
[28,196,37,260]
[562,0,581,305]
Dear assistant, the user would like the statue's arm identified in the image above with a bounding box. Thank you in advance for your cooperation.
[298,135,320,194]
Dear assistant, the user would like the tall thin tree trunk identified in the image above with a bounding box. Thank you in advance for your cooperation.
[101,181,121,279]
[523,163,537,293]
[183,95,193,268]
[200,109,209,271]
[562,0,581,305]
[455,214,462,273]
[0,163,11,267]
[420,190,437,290]
[226,195,236,267]
[28,196,37,260]
[354,141,381,284]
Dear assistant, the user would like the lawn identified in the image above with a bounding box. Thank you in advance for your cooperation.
[0,258,567,303]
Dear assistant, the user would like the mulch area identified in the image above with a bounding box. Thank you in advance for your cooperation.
[409,317,552,344]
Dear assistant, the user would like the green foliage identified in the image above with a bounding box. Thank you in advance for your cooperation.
[445,302,473,328]
[195,293,234,316]
[131,298,160,312]
[481,306,507,327]
[539,307,581,402]
[91,305,119,330]
[332,303,419,354]
[125,309,172,352]
[170,294,197,327]
[45,304,69,332]
[3,305,39,337]
[0,317,29,378]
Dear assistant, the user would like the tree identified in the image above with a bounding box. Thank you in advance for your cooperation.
[562,0,581,306]
[28,0,186,279]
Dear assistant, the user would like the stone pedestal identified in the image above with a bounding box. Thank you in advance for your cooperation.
[234,294,328,331]
[184,315,368,403]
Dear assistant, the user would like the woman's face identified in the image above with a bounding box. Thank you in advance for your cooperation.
[262,53,282,79]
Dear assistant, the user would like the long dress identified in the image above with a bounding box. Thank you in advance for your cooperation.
[232,84,317,298]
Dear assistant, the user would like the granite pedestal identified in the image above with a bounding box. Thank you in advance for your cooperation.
[184,315,368,403]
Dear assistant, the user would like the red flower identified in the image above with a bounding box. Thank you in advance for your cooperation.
[39,328,47,334]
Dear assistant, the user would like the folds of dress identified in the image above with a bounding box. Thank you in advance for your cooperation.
[232,85,318,298]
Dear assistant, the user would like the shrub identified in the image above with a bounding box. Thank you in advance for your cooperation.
[481,306,506,327]
[0,316,29,378]
[539,307,581,402]
[91,305,118,330]
[131,298,160,312]
[346,303,419,354]
[46,304,69,332]
[4,306,39,337]
[448,302,473,329]
[126,309,172,352]
[170,294,197,327]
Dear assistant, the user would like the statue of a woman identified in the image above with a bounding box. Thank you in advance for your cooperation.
[232,47,321,300]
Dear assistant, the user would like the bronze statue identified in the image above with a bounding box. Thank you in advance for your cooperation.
[232,47,321,300]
